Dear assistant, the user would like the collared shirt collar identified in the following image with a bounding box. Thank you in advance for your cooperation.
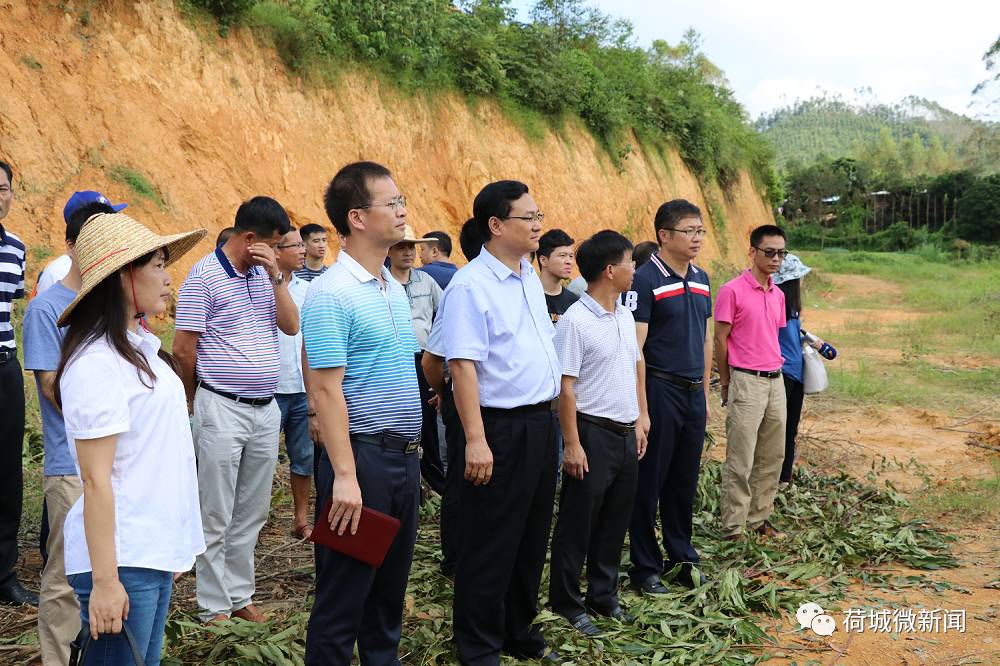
[579,291,615,318]
[479,245,532,281]
[337,249,396,286]
[214,247,262,279]
[740,268,773,291]
[430,260,457,269]
[126,326,162,354]
[649,252,697,280]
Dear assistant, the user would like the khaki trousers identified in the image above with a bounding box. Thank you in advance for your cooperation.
[38,475,83,665]
[721,371,787,536]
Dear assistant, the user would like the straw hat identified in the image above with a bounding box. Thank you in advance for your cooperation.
[58,213,207,326]
[393,224,436,246]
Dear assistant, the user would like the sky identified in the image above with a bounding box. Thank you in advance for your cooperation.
[511,0,1000,121]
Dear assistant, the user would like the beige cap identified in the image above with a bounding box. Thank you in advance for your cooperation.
[393,224,436,246]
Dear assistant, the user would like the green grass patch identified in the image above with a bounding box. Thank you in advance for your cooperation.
[108,165,166,209]
[20,55,42,71]
[910,458,1000,522]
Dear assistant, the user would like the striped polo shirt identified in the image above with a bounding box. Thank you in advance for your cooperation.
[175,248,279,398]
[301,249,422,439]
[0,224,26,351]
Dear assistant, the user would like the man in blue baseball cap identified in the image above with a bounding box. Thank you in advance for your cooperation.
[34,191,127,295]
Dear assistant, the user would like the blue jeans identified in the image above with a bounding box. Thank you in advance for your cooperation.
[276,392,314,477]
[68,567,173,666]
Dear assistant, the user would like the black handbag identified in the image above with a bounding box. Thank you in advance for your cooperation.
[68,623,147,666]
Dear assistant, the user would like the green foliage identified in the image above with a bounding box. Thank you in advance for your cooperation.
[108,165,165,209]
[956,173,1000,242]
[20,55,43,70]
[758,95,1000,176]
[188,0,256,30]
[187,0,773,188]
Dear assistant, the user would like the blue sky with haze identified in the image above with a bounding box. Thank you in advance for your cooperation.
[511,0,1000,120]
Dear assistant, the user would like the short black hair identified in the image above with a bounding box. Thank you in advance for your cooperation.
[234,196,291,238]
[537,229,575,259]
[324,161,393,237]
[632,240,658,268]
[216,227,235,246]
[749,224,786,247]
[459,218,483,261]
[423,230,452,257]
[299,223,327,242]
[654,199,701,235]
[67,202,117,243]
[473,180,529,241]
[0,161,11,185]
[577,230,633,283]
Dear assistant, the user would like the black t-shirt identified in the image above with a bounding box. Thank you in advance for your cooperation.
[545,287,580,326]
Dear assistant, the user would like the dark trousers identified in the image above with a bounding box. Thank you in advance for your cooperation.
[0,357,25,588]
[453,407,558,666]
[438,387,464,577]
[549,416,638,620]
[305,441,420,666]
[629,376,706,585]
[415,354,445,494]
[780,376,805,483]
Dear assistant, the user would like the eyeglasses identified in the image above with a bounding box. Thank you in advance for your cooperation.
[669,228,707,238]
[277,242,306,249]
[754,247,788,259]
[613,260,636,269]
[357,195,407,211]
[503,212,545,224]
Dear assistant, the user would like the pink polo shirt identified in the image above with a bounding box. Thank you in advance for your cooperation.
[714,269,786,371]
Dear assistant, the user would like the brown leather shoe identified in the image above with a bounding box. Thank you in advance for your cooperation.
[721,533,741,542]
[204,613,230,625]
[232,604,265,623]
[754,520,786,539]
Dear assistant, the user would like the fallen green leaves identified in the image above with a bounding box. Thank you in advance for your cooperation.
[160,459,957,664]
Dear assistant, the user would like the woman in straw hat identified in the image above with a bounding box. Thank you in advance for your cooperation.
[53,213,206,664]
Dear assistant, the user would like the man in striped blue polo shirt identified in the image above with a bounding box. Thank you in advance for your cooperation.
[174,196,299,623]
[0,160,37,607]
[301,162,423,665]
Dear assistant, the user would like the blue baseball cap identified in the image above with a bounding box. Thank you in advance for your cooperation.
[63,191,128,224]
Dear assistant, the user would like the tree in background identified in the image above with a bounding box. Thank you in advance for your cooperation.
[956,175,1000,242]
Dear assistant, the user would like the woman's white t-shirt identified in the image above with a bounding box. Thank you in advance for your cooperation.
[60,328,205,575]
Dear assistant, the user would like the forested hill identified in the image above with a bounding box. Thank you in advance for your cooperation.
[756,96,1000,174]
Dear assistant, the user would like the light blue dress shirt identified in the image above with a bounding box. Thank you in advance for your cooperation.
[436,245,561,409]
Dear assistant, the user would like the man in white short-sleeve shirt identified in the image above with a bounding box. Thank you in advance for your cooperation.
[548,231,646,637]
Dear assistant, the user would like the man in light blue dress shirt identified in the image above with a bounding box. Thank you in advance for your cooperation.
[435,180,562,665]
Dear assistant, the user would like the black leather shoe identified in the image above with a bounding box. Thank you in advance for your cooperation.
[630,575,669,595]
[0,581,39,606]
[588,603,634,623]
[566,612,602,637]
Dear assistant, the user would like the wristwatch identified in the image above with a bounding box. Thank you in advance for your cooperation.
[270,271,285,286]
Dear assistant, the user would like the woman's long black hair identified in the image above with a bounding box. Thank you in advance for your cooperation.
[777,277,802,321]
[54,248,173,408]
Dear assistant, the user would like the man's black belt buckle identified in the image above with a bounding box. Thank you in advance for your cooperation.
[733,367,782,379]
[647,368,703,392]
[0,348,14,365]
[577,412,636,436]
[353,431,421,454]
[198,380,274,406]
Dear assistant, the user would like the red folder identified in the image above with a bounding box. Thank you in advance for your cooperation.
[309,500,401,568]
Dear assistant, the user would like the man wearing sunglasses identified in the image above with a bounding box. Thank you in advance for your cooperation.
[714,224,789,541]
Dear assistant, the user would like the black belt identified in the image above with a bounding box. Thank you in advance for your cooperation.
[198,381,274,406]
[481,400,554,417]
[0,348,15,365]
[352,432,421,454]
[733,367,782,379]
[577,412,635,436]
[647,368,703,392]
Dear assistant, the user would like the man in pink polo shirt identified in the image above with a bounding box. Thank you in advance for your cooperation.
[714,225,788,541]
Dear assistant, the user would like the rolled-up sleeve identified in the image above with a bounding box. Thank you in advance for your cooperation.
[439,284,488,362]
[61,352,130,440]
